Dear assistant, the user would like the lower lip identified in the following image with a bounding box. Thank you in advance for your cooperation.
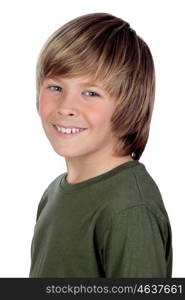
[53,125,87,139]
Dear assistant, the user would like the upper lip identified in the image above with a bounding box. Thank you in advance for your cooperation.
[54,124,87,129]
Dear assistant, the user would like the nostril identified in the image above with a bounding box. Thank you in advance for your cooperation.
[58,111,75,116]
[57,108,76,115]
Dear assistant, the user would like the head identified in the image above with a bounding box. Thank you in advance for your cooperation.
[36,12,155,160]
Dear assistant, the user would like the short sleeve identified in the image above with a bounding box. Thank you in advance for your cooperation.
[101,205,172,278]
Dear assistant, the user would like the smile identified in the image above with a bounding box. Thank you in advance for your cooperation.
[53,124,87,138]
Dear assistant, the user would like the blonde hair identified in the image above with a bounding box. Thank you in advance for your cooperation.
[36,13,155,160]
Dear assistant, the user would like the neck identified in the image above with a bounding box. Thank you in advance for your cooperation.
[65,150,133,184]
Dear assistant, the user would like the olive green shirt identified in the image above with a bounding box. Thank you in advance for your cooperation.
[29,160,172,277]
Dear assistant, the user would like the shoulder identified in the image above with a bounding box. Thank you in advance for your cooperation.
[47,173,65,194]
[98,161,168,219]
[36,173,65,221]
[95,161,170,245]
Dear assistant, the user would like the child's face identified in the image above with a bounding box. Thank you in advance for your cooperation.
[38,76,119,159]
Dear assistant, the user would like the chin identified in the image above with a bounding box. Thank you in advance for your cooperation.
[52,143,97,159]
[53,147,80,158]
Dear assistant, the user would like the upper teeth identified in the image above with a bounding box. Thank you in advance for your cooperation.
[56,126,82,133]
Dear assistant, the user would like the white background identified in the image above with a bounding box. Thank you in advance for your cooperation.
[0,0,184,277]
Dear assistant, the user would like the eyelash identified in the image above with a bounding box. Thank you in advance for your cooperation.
[47,85,62,92]
[82,91,100,97]
[47,85,100,97]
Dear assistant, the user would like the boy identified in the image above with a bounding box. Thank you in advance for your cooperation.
[29,13,172,277]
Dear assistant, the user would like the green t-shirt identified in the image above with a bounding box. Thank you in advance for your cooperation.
[29,160,172,278]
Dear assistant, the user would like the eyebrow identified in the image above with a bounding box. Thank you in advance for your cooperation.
[45,77,104,90]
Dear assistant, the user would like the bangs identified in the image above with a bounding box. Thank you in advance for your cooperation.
[37,15,135,100]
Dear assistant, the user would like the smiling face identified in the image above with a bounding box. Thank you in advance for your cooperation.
[38,76,119,161]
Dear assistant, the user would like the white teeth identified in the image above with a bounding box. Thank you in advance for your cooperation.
[66,128,72,133]
[56,126,82,134]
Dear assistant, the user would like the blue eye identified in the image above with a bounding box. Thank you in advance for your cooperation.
[48,85,62,92]
[83,91,100,97]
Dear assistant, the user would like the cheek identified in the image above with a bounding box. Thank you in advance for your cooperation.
[85,105,113,128]
[38,94,53,119]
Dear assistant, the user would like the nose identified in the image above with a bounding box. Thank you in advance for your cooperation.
[57,92,80,117]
